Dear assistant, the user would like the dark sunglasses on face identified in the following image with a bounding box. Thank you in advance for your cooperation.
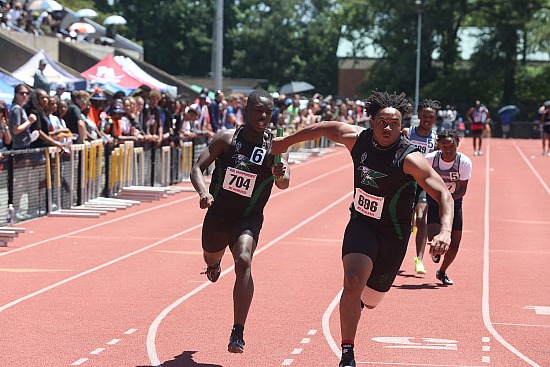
[18,91,29,96]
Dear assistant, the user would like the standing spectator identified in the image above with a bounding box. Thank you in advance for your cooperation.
[270,91,453,367]
[25,89,64,149]
[145,89,164,145]
[208,90,224,132]
[539,103,550,156]
[87,89,109,130]
[0,100,12,158]
[53,82,67,99]
[65,90,90,143]
[190,88,290,354]
[8,84,39,220]
[33,59,51,93]
[48,97,71,144]
[426,130,472,285]
[466,100,490,156]
[223,96,239,129]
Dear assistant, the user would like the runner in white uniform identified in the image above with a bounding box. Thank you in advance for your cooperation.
[425,129,472,285]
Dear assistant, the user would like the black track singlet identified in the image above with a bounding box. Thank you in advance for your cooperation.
[209,126,276,217]
[350,129,418,239]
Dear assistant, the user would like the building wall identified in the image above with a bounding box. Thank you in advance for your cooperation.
[338,58,376,99]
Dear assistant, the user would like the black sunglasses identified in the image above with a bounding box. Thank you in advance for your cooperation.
[18,91,29,96]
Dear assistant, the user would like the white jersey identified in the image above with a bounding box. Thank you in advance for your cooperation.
[425,151,472,195]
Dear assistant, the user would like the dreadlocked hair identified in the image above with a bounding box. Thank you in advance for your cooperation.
[417,99,441,114]
[437,129,460,145]
[364,91,410,119]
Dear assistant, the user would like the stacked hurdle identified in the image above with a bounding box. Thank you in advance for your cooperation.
[48,141,139,218]
[0,227,25,247]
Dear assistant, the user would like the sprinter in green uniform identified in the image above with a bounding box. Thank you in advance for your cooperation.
[271,91,453,367]
[191,89,290,354]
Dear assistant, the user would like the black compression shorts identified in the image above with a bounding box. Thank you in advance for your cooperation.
[342,217,410,292]
[427,199,463,231]
[201,207,264,253]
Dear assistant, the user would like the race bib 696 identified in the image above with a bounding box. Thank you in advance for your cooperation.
[353,188,384,219]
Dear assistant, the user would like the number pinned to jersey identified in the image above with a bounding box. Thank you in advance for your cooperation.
[250,147,267,165]
[223,167,257,197]
[353,187,384,219]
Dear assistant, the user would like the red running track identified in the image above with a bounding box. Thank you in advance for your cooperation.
[0,137,548,367]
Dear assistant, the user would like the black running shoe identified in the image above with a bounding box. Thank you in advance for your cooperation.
[436,270,454,285]
[228,332,245,353]
[431,253,441,263]
[202,261,221,283]
[339,357,356,367]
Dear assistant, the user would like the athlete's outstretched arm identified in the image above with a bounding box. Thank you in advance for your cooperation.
[190,131,232,209]
[271,121,363,155]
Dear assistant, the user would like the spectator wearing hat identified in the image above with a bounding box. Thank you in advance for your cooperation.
[106,99,132,142]
[33,59,51,92]
[53,82,67,100]
[88,89,109,130]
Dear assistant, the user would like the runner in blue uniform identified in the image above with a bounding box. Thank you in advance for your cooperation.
[402,99,440,275]
[425,129,472,285]
[271,91,454,367]
[190,89,290,353]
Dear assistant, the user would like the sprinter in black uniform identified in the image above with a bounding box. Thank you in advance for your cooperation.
[190,89,290,354]
[271,91,454,367]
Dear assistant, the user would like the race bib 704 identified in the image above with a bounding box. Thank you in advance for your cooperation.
[222,167,257,197]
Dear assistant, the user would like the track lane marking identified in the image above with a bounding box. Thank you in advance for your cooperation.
[146,192,352,366]
[0,148,347,259]
[483,142,543,367]
[513,141,550,196]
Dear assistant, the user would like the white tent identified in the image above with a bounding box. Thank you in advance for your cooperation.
[12,49,87,91]
[114,55,177,96]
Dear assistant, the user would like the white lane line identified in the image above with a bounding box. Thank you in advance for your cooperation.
[146,192,352,366]
[291,348,303,354]
[1,157,349,313]
[70,358,88,365]
[0,149,346,259]
[514,141,550,196]
[483,143,543,367]
[482,337,490,343]
[482,345,490,352]
[0,224,202,313]
[482,356,491,363]
[307,329,317,335]
[89,348,105,355]
[300,337,311,344]
[281,359,294,366]
[106,338,121,345]
[322,289,343,359]
[0,195,196,258]
[124,328,138,335]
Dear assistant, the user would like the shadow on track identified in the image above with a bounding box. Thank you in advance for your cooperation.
[137,351,223,367]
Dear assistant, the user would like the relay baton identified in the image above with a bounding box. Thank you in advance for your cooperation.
[274,127,284,164]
